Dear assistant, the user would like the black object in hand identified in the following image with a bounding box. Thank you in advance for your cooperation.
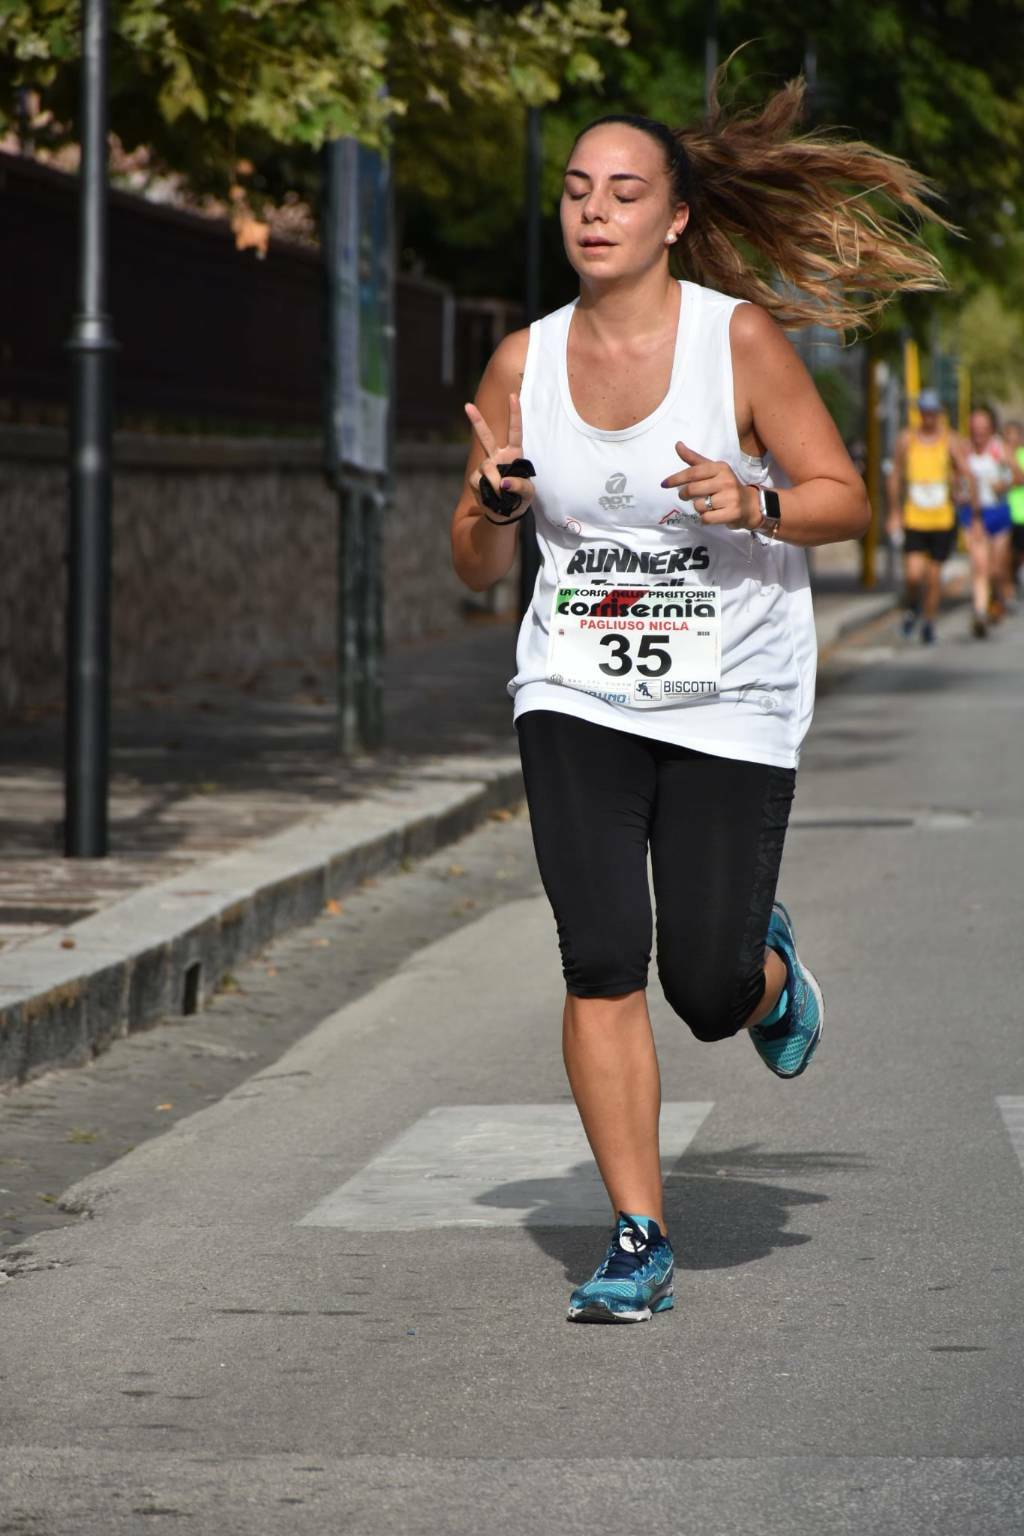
[479,458,536,518]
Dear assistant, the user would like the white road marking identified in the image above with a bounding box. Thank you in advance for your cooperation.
[996,1098,1024,1176]
[298,1102,713,1230]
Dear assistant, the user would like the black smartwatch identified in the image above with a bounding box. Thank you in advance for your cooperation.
[756,486,782,541]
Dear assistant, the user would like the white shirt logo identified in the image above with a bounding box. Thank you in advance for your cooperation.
[600,471,634,511]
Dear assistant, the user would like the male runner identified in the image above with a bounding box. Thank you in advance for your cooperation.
[887,388,970,644]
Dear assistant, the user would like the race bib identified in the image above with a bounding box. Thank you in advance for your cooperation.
[909,480,948,510]
[547,584,721,708]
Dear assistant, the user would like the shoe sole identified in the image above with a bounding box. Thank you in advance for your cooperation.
[567,1289,674,1324]
[764,902,825,1080]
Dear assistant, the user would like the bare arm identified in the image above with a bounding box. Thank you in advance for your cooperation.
[732,305,871,546]
[949,435,980,514]
[887,430,910,531]
[450,330,531,593]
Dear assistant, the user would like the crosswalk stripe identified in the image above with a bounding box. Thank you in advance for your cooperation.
[996,1097,1024,1176]
[298,1102,713,1231]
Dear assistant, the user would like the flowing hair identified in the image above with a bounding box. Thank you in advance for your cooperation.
[578,72,952,334]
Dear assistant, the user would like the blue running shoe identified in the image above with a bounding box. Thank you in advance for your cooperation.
[567,1213,674,1323]
[750,900,825,1079]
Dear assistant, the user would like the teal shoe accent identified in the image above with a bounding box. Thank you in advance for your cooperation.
[567,1213,675,1324]
[750,901,824,1079]
[760,985,788,1029]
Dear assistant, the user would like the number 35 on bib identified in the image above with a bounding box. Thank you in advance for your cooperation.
[546,584,722,708]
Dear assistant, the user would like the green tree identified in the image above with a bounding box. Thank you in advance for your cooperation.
[0,0,627,202]
[395,0,1024,319]
[948,284,1024,406]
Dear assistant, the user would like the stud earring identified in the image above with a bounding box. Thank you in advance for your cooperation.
[665,233,678,245]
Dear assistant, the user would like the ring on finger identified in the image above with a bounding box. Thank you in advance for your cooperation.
[703,494,714,513]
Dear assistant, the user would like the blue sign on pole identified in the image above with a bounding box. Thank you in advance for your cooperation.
[327,139,391,475]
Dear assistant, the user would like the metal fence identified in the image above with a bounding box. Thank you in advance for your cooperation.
[0,153,518,438]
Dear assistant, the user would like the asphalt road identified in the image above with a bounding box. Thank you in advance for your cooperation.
[2,602,1024,1535]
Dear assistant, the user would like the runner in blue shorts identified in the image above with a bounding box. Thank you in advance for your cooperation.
[960,407,1014,634]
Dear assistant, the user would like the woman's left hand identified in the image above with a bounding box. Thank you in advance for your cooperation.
[661,441,761,531]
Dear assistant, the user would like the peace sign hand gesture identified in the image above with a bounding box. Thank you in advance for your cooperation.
[464,393,536,524]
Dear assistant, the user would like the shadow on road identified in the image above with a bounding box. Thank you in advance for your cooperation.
[475,1145,868,1282]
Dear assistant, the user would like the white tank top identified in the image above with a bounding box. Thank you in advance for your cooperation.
[510,280,817,769]
[966,445,1008,509]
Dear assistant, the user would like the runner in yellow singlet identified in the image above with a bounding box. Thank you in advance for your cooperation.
[887,389,972,645]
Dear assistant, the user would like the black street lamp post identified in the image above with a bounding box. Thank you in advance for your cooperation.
[65,0,116,856]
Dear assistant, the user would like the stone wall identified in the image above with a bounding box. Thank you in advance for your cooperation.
[0,428,495,721]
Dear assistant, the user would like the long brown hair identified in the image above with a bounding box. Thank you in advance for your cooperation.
[579,73,951,334]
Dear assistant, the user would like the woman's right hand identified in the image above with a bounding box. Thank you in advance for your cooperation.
[464,393,535,522]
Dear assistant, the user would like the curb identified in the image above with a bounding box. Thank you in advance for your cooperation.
[814,558,970,659]
[815,592,899,655]
[0,575,958,1094]
[0,754,523,1092]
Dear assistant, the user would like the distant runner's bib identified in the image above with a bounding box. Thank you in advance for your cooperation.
[908,480,948,511]
[546,584,722,708]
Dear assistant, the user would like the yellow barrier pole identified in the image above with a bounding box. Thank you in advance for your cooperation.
[861,344,880,589]
[905,338,921,429]
[958,363,971,435]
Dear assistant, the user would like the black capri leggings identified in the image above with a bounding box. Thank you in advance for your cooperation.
[516,710,796,1043]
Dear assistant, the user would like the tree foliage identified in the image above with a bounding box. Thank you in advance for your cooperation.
[396,0,1024,321]
[0,0,627,199]
[4,0,1023,341]
[948,284,1024,407]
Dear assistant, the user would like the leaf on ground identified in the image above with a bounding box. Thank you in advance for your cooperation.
[324,899,343,915]
[488,808,513,821]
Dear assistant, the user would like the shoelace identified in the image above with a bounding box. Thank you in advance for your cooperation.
[600,1218,653,1281]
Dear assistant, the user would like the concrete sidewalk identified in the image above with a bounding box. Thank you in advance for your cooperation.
[0,544,908,1089]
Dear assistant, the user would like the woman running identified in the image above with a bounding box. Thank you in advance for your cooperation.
[959,407,1014,636]
[451,78,946,1324]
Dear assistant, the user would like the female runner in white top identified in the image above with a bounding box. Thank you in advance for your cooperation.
[451,81,947,1322]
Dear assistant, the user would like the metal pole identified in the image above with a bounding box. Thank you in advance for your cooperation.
[65,0,116,857]
[335,474,362,752]
[357,149,392,751]
[862,344,880,590]
[358,488,383,749]
[704,0,718,111]
[803,36,818,120]
[323,139,363,754]
[518,106,543,620]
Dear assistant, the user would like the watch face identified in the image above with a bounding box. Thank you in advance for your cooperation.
[764,489,781,520]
